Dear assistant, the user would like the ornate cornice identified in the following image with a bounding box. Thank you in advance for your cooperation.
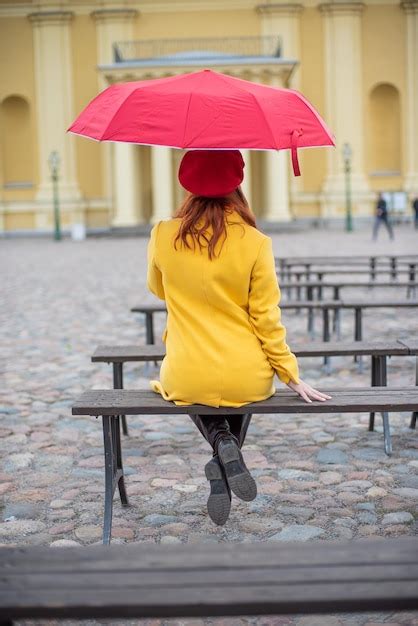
[27,11,74,26]
[256,3,304,16]
[90,8,139,22]
[319,2,365,15]
[400,0,418,13]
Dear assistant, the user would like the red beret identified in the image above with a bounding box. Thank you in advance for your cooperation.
[178,150,244,197]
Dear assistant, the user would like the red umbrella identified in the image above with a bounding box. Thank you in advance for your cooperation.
[68,69,334,176]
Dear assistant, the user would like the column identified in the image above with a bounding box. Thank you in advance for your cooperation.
[256,3,303,87]
[402,1,418,195]
[28,11,82,228]
[91,8,141,226]
[240,149,252,207]
[113,144,142,227]
[319,2,372,217]
[151,146,174,223]
[257,3,304,206]
[263,75,291,222]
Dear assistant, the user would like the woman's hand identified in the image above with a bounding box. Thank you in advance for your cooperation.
[287,379,332,404]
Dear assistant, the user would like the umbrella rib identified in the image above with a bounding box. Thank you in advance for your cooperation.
[181,91,194,148]
[214,72,279,150]
[248,92,279,150]
[99,90,140,141]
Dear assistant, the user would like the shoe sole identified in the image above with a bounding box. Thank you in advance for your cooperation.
[205,459,231,526]
[218,441,257,502]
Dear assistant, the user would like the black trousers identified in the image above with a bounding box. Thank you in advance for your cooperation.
[189,413,252,454]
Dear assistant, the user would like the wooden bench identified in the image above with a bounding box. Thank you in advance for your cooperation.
[276,255,418,282]
[92,339,414,441]
[398,337,418,430]
[280,280,418,301]
[72,387,418,543]
[131,300,418,345]
[1,538,417,621]
[277,267,417,284]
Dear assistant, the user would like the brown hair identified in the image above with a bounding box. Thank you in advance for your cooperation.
[173,187,257,260]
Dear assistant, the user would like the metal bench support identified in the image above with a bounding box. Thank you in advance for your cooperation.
[102,415,130,545]
[369,355,391,456]
[411,354,418,430]
[113,363,128,436]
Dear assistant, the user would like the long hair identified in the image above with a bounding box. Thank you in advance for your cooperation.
[174,187,257,260]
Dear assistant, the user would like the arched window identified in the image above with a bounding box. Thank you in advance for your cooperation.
[0,95,34,187]
[368,83,401,176]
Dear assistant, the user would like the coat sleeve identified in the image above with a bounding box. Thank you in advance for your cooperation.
[147,222,165,301]
[248,237,300,385]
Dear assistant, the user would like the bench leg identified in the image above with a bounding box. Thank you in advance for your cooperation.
[145,312,155,344]
[371,356,392,455]
[307,308,315,339]
[102,415,130,546]
[382,411,392,456]
[322,308,331,374]
[369,355,377,432]
[354,308,363,372]
[411,355,418,429]
[113,362,128,437]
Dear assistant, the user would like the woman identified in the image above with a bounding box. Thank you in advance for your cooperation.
[147,150,330,525]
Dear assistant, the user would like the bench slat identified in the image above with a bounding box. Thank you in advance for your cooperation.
[72,387,418,416]
[2,537,417,570]
[1,539,417,619]
[131,300,418,314]
[91,341,410,362]
[398,338,418,355]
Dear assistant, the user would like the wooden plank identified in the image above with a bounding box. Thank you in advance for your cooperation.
[91,341,409,363]
[397,337,418,355]
[277,270,413,276]
[1,539,417,619]
[2,537,416,571]
[92,344,166,362]
[276,255,418,264]
[130,300,418,315]
[72,387,418,416]
[279,281,418,289]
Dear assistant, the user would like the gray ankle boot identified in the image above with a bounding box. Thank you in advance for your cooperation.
[204,455,231,526]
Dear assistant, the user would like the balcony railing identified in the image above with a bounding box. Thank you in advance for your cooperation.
[113,36,282,63]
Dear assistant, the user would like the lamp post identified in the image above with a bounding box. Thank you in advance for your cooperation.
[48,150,61,241]
[342,143,353,232]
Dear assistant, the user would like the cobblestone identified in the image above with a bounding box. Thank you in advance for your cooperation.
[2,229,418,625]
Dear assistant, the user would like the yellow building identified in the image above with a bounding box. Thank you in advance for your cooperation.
[0,0,417,233]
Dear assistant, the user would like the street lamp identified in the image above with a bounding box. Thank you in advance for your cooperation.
[342,143,353,232]
[48,150,61,241]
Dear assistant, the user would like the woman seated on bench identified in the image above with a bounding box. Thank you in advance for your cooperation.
[147,150,330,525]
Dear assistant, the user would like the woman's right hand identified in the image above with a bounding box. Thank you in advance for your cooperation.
[287,379,332,404]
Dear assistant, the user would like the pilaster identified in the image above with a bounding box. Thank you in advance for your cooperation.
[28,10,83,229]
[263,75,291,222]
[151,146,174,223]
[256,3,304,205]
[91,7,140,227]
[319,2,372,218]
[401,1,418,195]
[241,149,252,208]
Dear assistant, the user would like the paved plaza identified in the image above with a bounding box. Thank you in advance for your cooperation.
[1,223,418,626]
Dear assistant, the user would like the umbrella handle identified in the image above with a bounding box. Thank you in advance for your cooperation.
[291,129,302,177]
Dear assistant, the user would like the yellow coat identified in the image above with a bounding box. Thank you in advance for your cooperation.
[147,211,300,408]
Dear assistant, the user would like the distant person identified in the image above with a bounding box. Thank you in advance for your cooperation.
[373,193,394,241]
[413,196,418,230]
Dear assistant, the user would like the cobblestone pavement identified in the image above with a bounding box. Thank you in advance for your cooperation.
[1,224,418,626]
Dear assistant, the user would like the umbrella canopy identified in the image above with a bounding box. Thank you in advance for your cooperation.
[68,69,334,176]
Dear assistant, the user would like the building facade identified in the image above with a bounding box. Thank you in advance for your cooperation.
[0,0,417,233]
